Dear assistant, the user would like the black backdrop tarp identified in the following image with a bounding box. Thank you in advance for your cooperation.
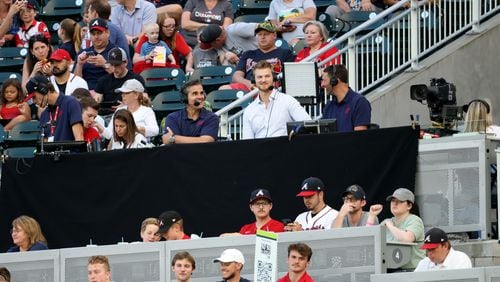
[0,126,418,251]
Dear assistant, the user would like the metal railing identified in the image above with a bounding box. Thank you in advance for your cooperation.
[215,0,500,139]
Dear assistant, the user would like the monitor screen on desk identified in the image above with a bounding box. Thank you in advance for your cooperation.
[37,141,88,154]
[286,119,337,136]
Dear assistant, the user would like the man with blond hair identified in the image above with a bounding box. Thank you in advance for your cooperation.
[88,255,111,282]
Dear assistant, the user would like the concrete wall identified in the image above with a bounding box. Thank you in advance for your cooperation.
[368,15,500,128]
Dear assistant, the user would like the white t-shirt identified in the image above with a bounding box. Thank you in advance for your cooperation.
[414,248,472,272]
[109,133,147,150]
[50,73,88,96]
[267,0,316,42]
[295,205,338,230]
[103,105,159,139]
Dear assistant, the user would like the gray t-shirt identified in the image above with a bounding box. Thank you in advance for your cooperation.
[342,211,379,227]
[181,0,234,46]
[222,22,259,56]
[267,0,316,42]
[193,46,222,68]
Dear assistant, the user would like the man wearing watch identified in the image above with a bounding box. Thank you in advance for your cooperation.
[162,79,219,144]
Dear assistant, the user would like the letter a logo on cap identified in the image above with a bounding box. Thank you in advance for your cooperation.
[92,21,99,26]
[256,189,264,196]
[302,183,308,190]
[424,235,430,242]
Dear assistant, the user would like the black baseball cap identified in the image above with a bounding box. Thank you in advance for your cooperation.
[26,74,50,94]
[157,210,182,234]
[342,184,366,200]
[420,227,448,249]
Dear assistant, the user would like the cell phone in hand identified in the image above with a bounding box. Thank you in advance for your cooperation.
[86,51,96,57]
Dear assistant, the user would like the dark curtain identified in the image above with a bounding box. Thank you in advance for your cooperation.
[0,126,418,250]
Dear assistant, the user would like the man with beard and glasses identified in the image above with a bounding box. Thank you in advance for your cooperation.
[49,49,88,96]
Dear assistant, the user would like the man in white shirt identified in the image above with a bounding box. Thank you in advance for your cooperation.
[242,60,310,139]
[49,49,88,96]
[414,227,472,271]
[285,177,339,231]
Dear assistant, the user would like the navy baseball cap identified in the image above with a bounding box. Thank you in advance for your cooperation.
[249,188,272,204]
[420,227,448,249]
[342,184,366,200]
[296,177,324,197]
[157,210,182,234]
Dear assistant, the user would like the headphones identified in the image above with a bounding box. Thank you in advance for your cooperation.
[29,76,49,95]
[179,81,206,105]
[329,65,338,87]
[463,99,490,114]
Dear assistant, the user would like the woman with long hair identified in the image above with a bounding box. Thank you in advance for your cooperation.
[22,33,53,91]
[58,18,82,59]
[464,99,500,137]
[108,109,147,150]
[133,12,193,73]
[294,20,340,66]
[7,215,48,252]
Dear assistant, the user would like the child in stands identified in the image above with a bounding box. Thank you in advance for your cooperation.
[0,78,31,130]
[79,97,101,143]
[14,0,50,47]
[109,109,147,150]
[58,18,82,60]
[140,22,176,66]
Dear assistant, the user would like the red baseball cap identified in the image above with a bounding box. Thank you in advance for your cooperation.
[50,49,72,61]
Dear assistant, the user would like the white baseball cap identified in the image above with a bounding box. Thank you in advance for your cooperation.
[213,248,245,264]
[115,79,144,93]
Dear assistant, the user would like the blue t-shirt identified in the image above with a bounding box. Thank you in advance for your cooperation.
[236,47,295,81]
[74,43,116,90]
[322,88,371,132]
[7,241,48,252]
[140,40,172,57]
[164,108,219,140]
[40,94,83,141]
[59,41,77,60]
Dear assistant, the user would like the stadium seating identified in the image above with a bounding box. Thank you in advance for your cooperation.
[140,68,186,97]
[0,72,22,87]
[38,0,84,46]
[206,89,249,114]
[234,14,268,23]
[0,48,28,73]
[151,90,185,123]
[189,66,235,94]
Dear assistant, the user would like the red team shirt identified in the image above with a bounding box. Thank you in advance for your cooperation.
[239,219,285,234]
[277,272,314,282]
[15,20,50,47]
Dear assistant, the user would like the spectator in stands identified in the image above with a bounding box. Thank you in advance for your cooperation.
[0,0,22,46]
[285,177,339,231]
[0,267,10,282]
[57,18,82,60]
[74,18,116,91]
[140,22,176,66]
[463,99,500,137]
[100,79,158,139]
[0,78,31,130]
[157,210,191,240]
[22,34,53,92]
[415,227,472,271]
[7,215,48,252]
[221,188,285,236]
[382,187,426,270]
[242,60,310,139]
[108,108,148,149]
[71,88,106,130]
[146,0,183,26]
[197,23,258,66]
[278,243,314,282]
[268,0,317,45]
[49,49,88,96]
[325,0,384,21]
[171,251,196,282]
[190,26,224,69]
[95,47,145,105]
[140,217,161,242]
[180,0,233,47]
[26,75,84,141]
[221,22,295,92]
[331,184,381,228]
[320,64,371,131]
[134,12,194,74]
[213,248,250,282]
[79,97,101,143]
[87,255,111,282]
[14,0,50,48]
[111,0,157,46]
[294,21,340,66]
[162,79,219,144]
[87,0,131,66]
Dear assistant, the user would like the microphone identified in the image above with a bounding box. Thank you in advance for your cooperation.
[193,99,201,107]
[267,85,274,91]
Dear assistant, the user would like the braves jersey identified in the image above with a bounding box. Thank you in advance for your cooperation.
[295,205,338,230]
[15,20,50,48]
[239,219,285,234]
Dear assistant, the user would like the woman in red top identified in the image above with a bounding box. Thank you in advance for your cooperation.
[133,12,194,74]
[0,78,31,130]
[295,20,340,67]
